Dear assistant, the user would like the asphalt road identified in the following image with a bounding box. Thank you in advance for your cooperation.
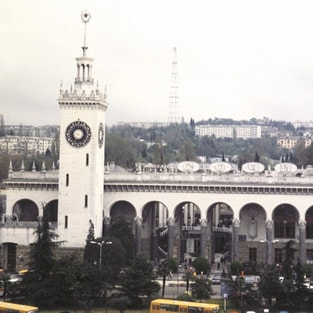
[156,274,222,299]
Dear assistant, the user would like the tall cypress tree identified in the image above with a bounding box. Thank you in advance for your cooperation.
[21,206,59,306]
[28,206,58,277]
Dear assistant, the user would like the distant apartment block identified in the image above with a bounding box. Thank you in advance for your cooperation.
[293,121,313,129]
[0,136,54,155]
[277,136,312,149]
[117,122,169,129]
[195,124,261,139]
[3,124,58,138]
[261,126,280,137]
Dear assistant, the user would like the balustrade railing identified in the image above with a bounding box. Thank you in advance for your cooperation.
[213,226,232,234]
[0,216,57,229]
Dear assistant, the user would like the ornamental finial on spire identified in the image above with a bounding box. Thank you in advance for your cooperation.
[81,10,91,56]
[81,10,91,23]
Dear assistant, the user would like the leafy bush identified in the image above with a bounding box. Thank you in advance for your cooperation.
[229,261,244,275]
[192,257,210,274]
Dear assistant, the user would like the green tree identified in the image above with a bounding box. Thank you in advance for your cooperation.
[183,270,195,293]
[192,257,210,274]
[229,261,244,276]
[109,296,129,313]
[22,205,59,306]
[28,206,58,276]
[278,240,307,310]
[0,153,10,181]
[177,139,197,161]
[225,275,258,312]
[158,258,178,298]
[190,276,212,301]
[119,255,160,307]
[71,260,105,313]
[49,254,83,307]
[258,266,284,309]
[84,237,126,286]
[105,133,140,169]
[109,217,135,265]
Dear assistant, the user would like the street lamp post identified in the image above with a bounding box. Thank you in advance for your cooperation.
[91,240,112,269]
[90,240,112,313]
[223,294,227,313]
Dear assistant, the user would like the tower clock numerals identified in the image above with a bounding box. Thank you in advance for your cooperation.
[65,120,91,147]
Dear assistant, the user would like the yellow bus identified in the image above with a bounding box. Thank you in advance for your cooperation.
[0,302,39,313]
[150,299,219,313]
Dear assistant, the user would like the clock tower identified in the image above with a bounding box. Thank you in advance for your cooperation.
[58,11,108,247]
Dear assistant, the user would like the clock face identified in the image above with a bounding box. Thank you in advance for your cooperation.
[98,122,104,148]
[65,120,91,147]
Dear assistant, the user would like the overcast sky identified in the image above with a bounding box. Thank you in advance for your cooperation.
[2,0,313,126]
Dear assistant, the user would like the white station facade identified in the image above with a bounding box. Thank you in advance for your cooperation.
[2,13,313,272]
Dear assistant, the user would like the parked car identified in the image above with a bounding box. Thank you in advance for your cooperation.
[211,274,222,284]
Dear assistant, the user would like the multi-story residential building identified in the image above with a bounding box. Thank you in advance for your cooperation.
[293,121,313,129]
[277,136,312,149]
[261,126,280,137]
[195,124,261,139]
[0,114,58,138]
[117,121,169,129]
[0,136,54,156]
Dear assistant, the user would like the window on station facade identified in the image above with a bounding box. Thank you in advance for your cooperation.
[306,208,313,239]
[274,205,297,238]
[249,247,257,262]
[275,248,283,264]
[307,249,313,264]
[7,244,16,272]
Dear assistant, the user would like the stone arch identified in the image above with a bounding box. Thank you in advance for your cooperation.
[207,202,233,228]
[110,201,136,227]
[174,201,201,263]
[141,201,168,230]
[305,206,313,239]
[141,201,169,262]
[174,201,201,227]
[239,203,266,241]
[12,199,38,222]
[45,200,58,223]
[273,204,299,239]
[207,202,233,262]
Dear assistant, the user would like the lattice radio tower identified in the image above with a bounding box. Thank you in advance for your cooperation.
[168,47,180,124]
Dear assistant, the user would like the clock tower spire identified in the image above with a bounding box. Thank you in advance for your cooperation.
[74,10,94,92]
[58,11,108,247]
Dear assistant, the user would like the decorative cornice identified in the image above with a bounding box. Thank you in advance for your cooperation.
[103,182,313,195]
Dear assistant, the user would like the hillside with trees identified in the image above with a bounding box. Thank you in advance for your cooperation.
[1,118,313,181]
[105,119,307,171]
